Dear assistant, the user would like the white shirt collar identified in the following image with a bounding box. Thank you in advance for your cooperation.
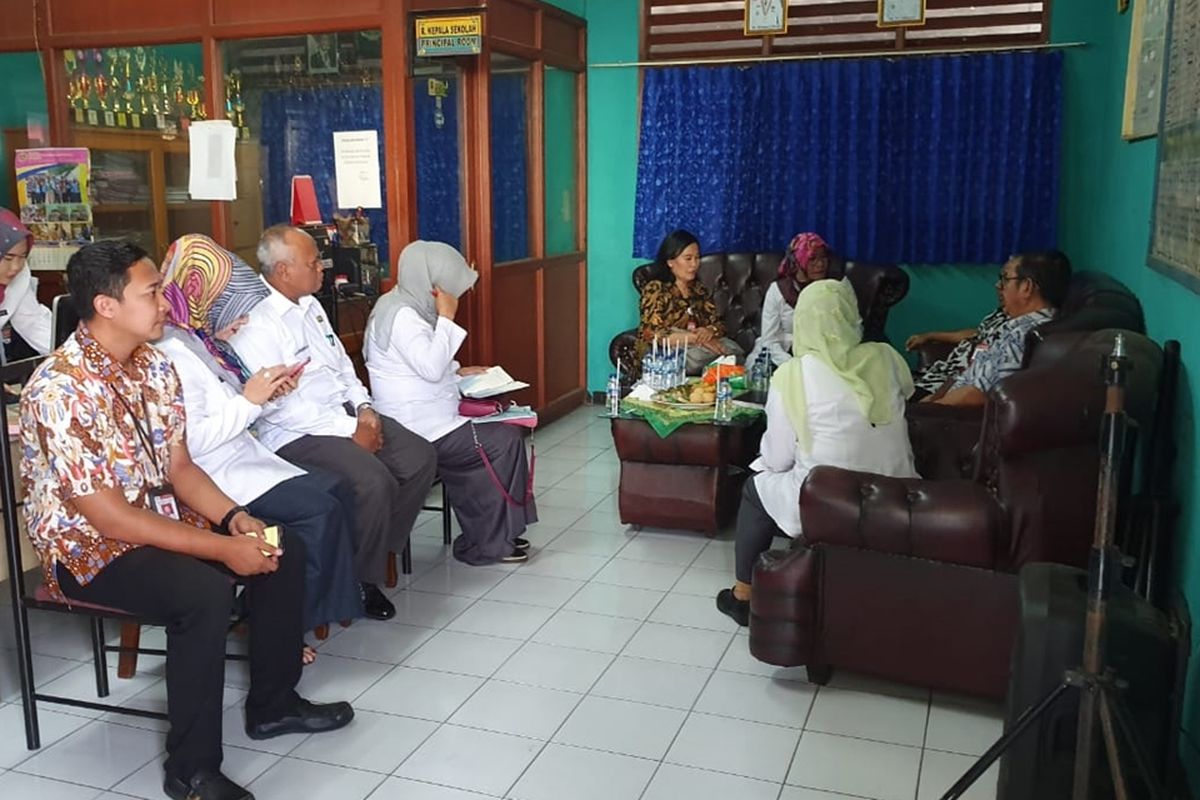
[262,278,319,317]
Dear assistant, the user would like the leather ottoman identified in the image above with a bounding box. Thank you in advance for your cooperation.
[611,416,765,535]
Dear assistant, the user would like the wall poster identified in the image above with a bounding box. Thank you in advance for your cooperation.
[1149,0,1200,290]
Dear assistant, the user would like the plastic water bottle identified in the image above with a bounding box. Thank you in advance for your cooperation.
[715,377,733,422]
[606,374,621,416]
[641,353,653,388]
[752,351,770,392]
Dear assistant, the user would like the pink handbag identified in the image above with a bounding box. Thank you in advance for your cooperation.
[459,398,503,417]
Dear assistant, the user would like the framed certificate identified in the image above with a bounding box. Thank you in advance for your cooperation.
[878,0,926,27]
[745,0,788,36]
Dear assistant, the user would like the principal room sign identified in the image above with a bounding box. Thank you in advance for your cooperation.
[416,16,483,57]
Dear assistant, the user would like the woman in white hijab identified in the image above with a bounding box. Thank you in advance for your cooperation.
[365,241,537,566]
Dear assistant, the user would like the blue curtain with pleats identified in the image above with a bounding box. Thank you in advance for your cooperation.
[413,80,463,250]
[490,73,530,263]
[260,86,389,267]
[633,51,1062,264]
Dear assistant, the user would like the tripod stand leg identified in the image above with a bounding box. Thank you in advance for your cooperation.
[939,682,1071,800]
[1098,691,1132,800]
[1107,686,1169,800]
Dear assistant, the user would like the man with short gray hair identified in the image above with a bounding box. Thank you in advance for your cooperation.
[229,225,437,620]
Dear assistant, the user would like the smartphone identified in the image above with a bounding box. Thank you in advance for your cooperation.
[288,357,312,379]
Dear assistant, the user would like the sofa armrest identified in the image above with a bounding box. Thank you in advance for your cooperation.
[799,466,1005,570]
[914,340,955,371]
[608,329,639,386]
[906,401,984,480]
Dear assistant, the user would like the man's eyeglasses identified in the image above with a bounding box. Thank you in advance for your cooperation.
[996,271,1027,285]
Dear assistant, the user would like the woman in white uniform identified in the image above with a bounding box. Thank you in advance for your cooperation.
[717,278,918,626]
[365,240,537,566]
[0,208,53,360]
[157,235,364,648]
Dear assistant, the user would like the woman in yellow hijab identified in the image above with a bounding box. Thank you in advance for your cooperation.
[717,279,919,626]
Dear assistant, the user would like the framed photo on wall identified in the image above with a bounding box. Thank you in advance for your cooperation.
[744,0,788,36]
[878,0,927,28]
[306,34,339,75]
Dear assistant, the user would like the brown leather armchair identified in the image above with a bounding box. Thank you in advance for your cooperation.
[608,252,909,384]
[748,330,1164,700]
[908,270,1146,480]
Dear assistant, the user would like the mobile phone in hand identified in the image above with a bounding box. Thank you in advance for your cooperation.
[288,357,312,379]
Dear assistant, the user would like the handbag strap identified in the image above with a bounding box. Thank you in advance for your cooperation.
[469,422,535,507]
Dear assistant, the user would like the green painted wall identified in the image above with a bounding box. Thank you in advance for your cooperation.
[0,52,48,211]
[1052,1,1200,786]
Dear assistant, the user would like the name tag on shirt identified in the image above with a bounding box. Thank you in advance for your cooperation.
[148,485,181,521]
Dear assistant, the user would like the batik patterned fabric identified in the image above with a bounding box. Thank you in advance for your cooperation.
[20,324,197,597]
[161,234,268,382]
[913,308,1008,394]
[950,307,1055,394]
[635,279,723,362]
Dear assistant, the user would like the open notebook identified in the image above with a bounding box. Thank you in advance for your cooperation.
[459,366,530,399]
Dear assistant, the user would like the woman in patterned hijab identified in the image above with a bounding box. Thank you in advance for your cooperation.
[776,232,831,307]
[160,233,269,384]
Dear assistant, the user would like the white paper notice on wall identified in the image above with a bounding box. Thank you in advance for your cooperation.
[333,130,382,209]
[188,121,238,201]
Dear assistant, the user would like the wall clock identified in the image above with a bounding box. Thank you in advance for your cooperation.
[878,0,926,27]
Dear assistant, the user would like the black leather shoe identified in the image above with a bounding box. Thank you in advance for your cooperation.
[163,768,253,800]
[716,588,750,627]
[245,698,355,740]
[361,583,395,620]
[500,549,529,563]
[514,537,530,551]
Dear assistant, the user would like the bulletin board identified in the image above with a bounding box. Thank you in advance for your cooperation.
[1122,0,1168,140]
[1149,0,1200,290]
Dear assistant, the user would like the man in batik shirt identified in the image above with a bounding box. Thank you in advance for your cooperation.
[21,241,354,800]
[927,251,1072,407]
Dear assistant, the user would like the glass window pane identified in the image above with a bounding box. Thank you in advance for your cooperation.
[490,53,531,263]
[0,52,48,212]
[222,31,388,270]
[63,45,205,134]
[413,59,463,251]
[543,67,579,256]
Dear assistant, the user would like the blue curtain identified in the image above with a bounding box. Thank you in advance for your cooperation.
[414,80,462,250]
[490,73,530,263]
[633,52,1062,264]
[260,86,389,268]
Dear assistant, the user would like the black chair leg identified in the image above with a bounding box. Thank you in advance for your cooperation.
[90,617,110,698]
[401,540,413,575]
[442,484,452,545]
[9,601,41,749]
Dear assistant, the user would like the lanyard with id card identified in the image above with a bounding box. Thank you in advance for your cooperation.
[112,390,181,520]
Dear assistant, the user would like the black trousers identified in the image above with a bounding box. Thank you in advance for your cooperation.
[734,478,787,584]
[57,539,307,780]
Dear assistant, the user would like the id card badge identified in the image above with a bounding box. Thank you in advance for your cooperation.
[148,484,181,521]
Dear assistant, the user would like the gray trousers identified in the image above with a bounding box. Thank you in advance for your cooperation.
[435,422,537,565]
[277,413,437,586]
[685,338,745,375]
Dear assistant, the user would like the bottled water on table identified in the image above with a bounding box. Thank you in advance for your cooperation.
[751,351,770,392]
[714,377,733,422]
[606,374,621,416]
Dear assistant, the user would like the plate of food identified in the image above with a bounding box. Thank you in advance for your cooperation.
[652,380,716,409]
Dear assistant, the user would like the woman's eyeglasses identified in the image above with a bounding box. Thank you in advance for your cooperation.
[2,252,28,264]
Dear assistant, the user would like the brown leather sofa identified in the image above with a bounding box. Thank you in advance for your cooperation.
[908,270,1146,480]
[748,329,1164,700]
[608,252,909,383]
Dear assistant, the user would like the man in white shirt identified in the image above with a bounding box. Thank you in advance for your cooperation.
[229,225,437,620]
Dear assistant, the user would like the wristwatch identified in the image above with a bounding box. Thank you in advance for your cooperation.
[356,402,374,415]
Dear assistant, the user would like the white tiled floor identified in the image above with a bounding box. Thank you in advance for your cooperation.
[0,405,1005,799]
